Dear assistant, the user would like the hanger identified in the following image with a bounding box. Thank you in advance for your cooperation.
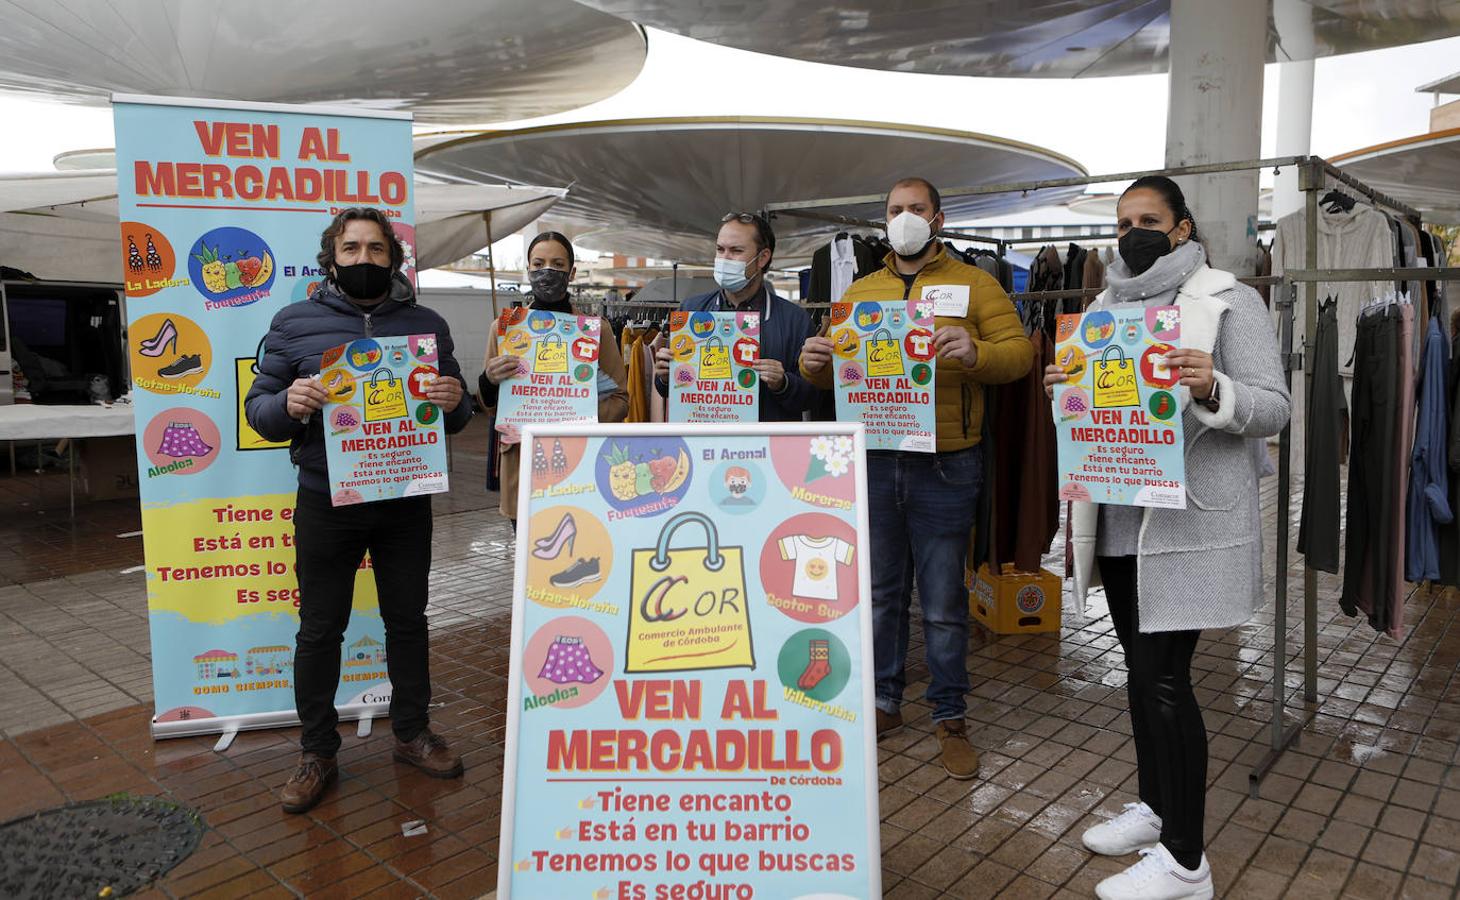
[1320,189,1356,214]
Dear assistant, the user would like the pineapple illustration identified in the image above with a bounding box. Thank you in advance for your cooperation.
[192,242,228,293]
[605,444,638,500]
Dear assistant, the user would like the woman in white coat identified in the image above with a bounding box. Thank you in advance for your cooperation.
[1045,176,1290,900]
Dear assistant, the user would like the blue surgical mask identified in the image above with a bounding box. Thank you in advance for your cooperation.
[714,255,757,293]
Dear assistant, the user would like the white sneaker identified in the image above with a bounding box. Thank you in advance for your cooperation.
[1082,801,1162,856]
[1095,844,1213,900]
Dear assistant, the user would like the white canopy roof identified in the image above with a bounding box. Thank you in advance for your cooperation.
[415,117,1087,265]
[1333,129,1460,226]
[0,0,645,124]
[0,172,565,281]
[573,0,1460,78]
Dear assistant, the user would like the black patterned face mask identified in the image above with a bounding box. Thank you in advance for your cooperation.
[529,267,570,303]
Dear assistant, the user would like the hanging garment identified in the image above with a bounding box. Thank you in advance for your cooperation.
[1439,328,1460,588]
[1273,203,1395,378]
[1296,299,1346,573]
[1406,315,1454,583]
[1340,302,1412,638]
[1082,248,1106,295]
[830,234,857,303]
[1390,303,1415,637]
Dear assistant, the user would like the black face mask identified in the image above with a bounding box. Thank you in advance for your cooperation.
[1118,225,1178,276]
[529,267,570,304]
[333,262,393,301]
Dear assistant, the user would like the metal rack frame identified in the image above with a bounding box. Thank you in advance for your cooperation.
[764,155,1452,798]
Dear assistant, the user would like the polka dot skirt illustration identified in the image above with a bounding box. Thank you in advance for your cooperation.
[537,636,604,685]
[157,422,213,459]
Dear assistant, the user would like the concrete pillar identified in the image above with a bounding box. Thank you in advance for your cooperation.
[1272,0,1316,221]
[1164,0,1268,274]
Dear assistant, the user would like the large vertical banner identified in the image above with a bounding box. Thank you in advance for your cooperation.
[500,423,880,899]
[113,95,415,737]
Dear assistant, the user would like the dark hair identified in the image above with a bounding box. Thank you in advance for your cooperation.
[1121,176,1201,244]
[528,231,576,269]
[317,207,405,272]
[890,177,942,214]
[720,212,776,260]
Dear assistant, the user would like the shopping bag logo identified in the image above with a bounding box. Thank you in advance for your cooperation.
[866,327,904,377]
[699,337,732,380]
[627,512,753,673]
[535,333,569,374]
[1093,345,1139,408]
[364,367,408,421]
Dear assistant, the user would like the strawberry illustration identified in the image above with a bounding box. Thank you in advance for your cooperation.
[648,454,677,493]
[236,253,263,286]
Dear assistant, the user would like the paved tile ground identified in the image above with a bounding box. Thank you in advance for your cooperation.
[2,424,1459,898]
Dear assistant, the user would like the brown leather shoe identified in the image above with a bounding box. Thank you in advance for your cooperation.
[875,708,904,740]
[281,752,337,814]
[936,719,980,780]
[394,729,464,778]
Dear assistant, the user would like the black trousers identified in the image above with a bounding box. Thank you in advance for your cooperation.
[1340,308,1400,628]
[1297,298,1345,573]
[293,488,434,756]
[1101,555,1206,868]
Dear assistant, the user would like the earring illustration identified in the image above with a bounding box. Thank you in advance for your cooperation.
[126,235,145,273]
[145,233,165,271]
[533,512,577,560]
[139,318,179,358]
[531,440,549,478]
[551,439,568,477]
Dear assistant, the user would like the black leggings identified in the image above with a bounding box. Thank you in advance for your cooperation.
[1101,555,1206,869]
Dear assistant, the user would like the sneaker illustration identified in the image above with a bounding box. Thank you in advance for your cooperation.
[159,354,204,378]
[550,557,601,589]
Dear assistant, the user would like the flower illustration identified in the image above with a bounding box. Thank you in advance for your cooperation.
[805,434,850,483]
[916,301,934,320]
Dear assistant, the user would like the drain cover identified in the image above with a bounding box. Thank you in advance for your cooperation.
[0,795,203,899]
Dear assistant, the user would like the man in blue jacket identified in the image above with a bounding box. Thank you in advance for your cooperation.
[245,207,473,813]
[653,212,819,420]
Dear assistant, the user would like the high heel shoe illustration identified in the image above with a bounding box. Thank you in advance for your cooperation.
[139,318,179,358]
[533,512,577,560]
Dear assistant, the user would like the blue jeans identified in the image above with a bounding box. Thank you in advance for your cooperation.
[868,444,983,722]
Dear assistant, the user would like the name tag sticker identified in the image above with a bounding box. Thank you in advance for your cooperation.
[922,284,970,318]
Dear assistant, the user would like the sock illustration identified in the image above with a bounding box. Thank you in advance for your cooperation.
[797,639,831,690]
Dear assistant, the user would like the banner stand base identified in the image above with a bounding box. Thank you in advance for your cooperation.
[356,716,373,738]
[151,702,391,742]
[212,727,238,753]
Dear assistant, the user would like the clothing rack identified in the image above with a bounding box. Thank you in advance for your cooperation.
[765,155,1445,798]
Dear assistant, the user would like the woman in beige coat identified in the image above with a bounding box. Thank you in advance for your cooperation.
[478,232,628,525]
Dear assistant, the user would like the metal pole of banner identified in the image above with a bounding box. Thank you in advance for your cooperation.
[485,212,499,315]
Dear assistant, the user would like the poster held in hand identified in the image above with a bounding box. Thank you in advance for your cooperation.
[1053,306,1187,508]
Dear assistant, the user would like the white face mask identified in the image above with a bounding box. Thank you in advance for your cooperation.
[886,210,934,257]
[713,254,757,293]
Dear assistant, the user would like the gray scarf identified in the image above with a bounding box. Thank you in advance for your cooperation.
[1104,240,1206,307]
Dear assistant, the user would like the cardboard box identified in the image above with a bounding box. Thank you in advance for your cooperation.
[969,563,1062,634]
[80,436,139,501]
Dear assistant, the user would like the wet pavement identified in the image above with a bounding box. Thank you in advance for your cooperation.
[1,421,1459,898]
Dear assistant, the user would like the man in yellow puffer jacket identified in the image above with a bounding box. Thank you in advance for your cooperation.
[800,177,1033,780]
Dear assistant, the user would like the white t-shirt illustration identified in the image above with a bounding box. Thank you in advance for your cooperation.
[778,535,855,601]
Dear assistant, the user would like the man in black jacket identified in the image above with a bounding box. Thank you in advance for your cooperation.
[653,212,819,420]
[246,207,473,813]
